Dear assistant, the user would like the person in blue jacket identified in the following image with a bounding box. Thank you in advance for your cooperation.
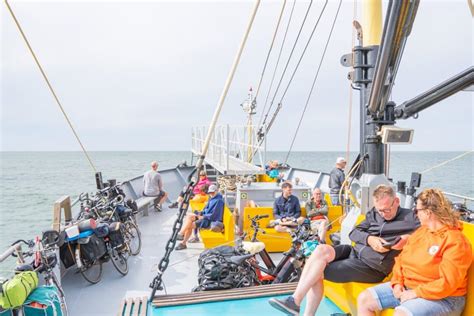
[175,184,224,250]
[269,182,304,232]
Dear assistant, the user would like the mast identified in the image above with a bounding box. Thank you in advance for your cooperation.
[241,87,257,163]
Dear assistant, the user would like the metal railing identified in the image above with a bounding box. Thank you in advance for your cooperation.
[191,125,265,174]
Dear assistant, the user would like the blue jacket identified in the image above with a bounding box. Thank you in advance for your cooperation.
[202,193,224,222]
[273,194,301,219]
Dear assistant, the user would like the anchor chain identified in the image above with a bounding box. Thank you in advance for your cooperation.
[149,176,196,299]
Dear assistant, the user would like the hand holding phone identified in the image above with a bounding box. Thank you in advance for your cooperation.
[382,236,402,249]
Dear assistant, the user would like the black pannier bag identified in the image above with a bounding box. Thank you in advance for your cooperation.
[108,222,125,249]
[194,245,257,291]
[80,234,107,262]
[59,243,76,268]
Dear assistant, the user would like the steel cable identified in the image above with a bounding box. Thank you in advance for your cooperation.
[284,0,342,164]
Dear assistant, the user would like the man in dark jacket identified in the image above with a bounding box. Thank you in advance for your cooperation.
[269,184,420,315]
[175,184,224,250]
[329,157,346,205]
[270,182,304,232]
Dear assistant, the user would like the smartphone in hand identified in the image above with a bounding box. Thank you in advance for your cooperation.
[382,236,402,249]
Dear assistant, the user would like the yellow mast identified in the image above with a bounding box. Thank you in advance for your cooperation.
[362,0,382,46]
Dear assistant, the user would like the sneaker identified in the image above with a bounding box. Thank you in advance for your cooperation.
[188,237,200,243]
[154,205,162,212]
[268,296,300,315]
[169,202,179,209]
[176,234,184,241]
[266,221,276,228]
[175,243,187,250]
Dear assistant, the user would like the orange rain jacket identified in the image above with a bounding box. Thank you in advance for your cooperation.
[391,222,473,300]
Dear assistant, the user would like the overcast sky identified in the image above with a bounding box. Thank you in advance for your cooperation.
[1,0,472,152]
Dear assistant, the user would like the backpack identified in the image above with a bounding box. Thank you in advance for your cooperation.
[0,271,39,309]
[23,286,63,316]
[194,246,257,291]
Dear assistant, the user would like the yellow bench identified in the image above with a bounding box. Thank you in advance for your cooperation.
[200,205,235,249]
[242,205,343,252]
[256,174,277,182]
[324,222,474,316]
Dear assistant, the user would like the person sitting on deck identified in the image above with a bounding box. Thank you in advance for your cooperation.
[185,184,210,243]
[269,184,420,316]
[169,170,211,209]
[304,188,329,242]
[143,161,168,212]
[268,182,304,233]
[357,188,473,316]
[175,184,224,250]
[267,160,280,179]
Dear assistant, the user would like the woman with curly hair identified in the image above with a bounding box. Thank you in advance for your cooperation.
[357,188,472,316]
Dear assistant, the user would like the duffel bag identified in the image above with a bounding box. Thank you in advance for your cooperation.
[0,271,38,309]
[23,286,62,316]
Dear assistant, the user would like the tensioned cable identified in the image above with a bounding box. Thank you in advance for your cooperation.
[420,151,473,174]
[4,0,97,173]
[253,0,287,102]
[264,0,329,138]
[260,0,315,128]
[345,0,358,165]
[257,0,297,129]
[283,0,342,164]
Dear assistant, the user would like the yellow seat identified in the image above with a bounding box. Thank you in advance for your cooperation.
[200,206,235,249]
[256,174,277,182]
[242,207,308,252]
[324,222,474,316]
[189,200,206,212]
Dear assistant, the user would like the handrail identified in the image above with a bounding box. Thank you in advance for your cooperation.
[443,192,474,203]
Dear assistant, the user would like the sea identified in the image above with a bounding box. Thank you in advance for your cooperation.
[0,151,472,277]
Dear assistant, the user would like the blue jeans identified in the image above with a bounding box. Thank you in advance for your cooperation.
[330,194,340,206]
[368,282,465,316]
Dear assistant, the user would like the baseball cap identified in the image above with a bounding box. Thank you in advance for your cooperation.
[336,157,346,164]
[208,184,218,193]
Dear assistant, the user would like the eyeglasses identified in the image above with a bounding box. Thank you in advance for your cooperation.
[377,199,395,214]
[413,208,426,215]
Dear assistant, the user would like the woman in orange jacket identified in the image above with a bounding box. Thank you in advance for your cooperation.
[357,188,472,316]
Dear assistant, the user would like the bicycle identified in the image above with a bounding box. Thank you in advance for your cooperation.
[0,230,68,315]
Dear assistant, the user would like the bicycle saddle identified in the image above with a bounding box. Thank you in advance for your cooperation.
[229,253,254,265]
[241,241,266,255]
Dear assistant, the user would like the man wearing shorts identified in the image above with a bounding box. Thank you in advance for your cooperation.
[269,185,420,315]
[143,161,168,212]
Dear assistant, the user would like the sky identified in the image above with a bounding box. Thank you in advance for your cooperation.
[1,0,473,152]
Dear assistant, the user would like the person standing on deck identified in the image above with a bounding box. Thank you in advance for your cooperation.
[329,157,346,205]
[143,161,168,212]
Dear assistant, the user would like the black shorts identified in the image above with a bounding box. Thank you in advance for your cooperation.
[323,245,386,283]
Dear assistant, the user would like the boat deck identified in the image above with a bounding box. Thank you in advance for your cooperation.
[62,206,203,316]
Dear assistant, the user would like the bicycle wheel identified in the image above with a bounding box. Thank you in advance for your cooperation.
[110,248,129,276]
[124,221,141,256]
[76,246,103,284]
[49,272,69,315]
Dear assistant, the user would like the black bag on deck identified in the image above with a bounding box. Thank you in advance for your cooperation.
[80,234,107,262]
[194,246,256,291]
[59,243,76,269]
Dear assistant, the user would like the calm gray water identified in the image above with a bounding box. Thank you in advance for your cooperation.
[0,151,472,276]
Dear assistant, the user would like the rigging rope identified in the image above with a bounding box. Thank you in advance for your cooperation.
[263,0,329,139]
[257,0,297,129]
[253,0,287,102]
[284,0,342,164]
[345,0,358,165]
[420,150,473,174]
[260,0,315,128]
[4,0,97,173]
